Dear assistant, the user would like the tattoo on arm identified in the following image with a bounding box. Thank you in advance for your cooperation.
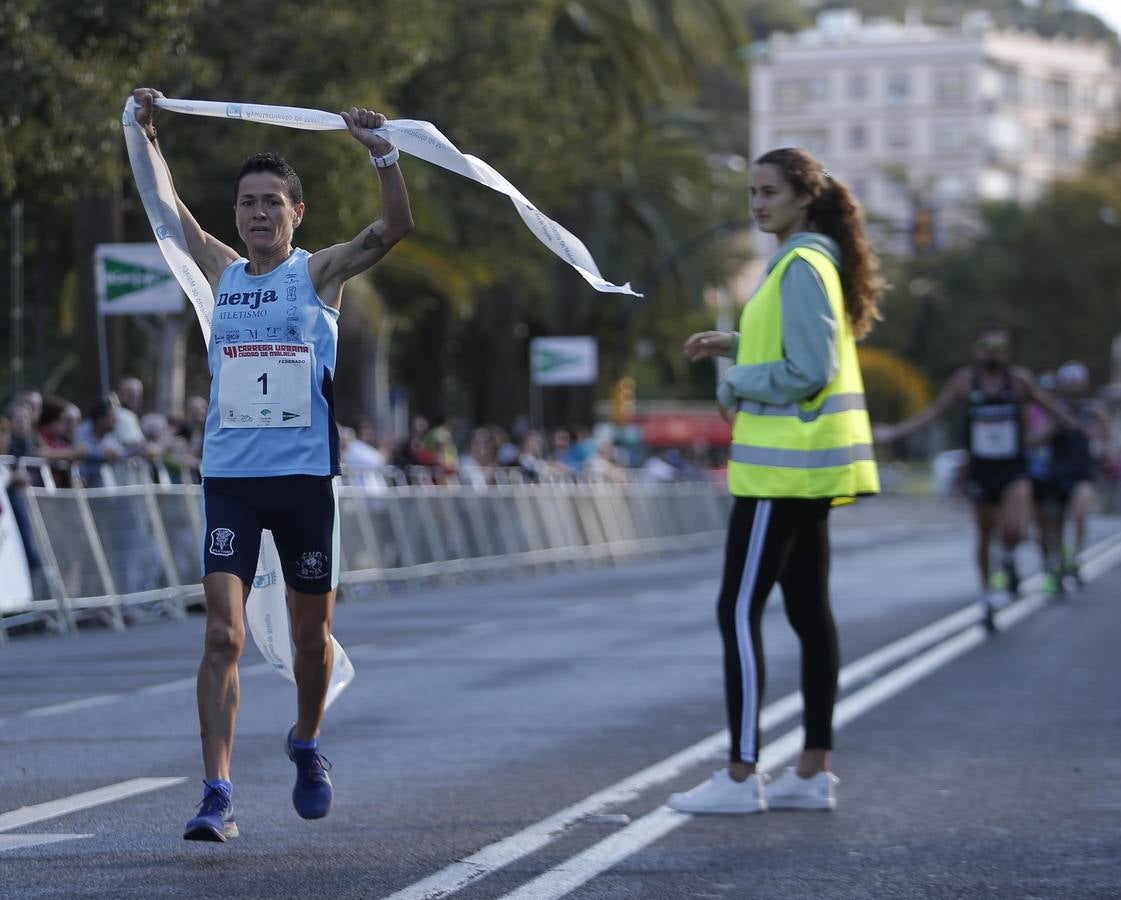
[362,227,386,251]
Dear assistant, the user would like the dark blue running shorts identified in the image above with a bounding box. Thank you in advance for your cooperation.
[966,460,1028,506]
[201,475,339,594]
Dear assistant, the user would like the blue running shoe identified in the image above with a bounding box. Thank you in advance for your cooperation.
[286,725,334,819]
[184,780,239,842]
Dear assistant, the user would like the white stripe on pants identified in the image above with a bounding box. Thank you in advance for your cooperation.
[735,499,772,762]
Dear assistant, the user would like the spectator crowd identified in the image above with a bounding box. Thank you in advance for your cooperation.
[345,416,718,487]
[1,379,721,591]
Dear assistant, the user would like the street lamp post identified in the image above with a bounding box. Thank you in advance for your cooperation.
[9,202,24,397]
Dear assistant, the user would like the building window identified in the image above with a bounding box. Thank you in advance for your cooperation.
[994,65,1020,103]
[774,79,804,106]
[849,124,867,150]
[934,70,968,106]
[773,77,830,108]
[885,121,910,149]
[886,71,910,104]
[933,120,970,155]
[1048,77,1071,110]
[775,129,830,157]
[848,72,868,100]
[1052,121,1072,160]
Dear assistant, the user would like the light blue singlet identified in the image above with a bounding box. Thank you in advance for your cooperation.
[202,248,341,478]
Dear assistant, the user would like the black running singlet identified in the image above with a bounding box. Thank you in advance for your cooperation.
[1050,399,1095,480]
[965,370,1023,464]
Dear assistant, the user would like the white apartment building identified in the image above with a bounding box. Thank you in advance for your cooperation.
[749,10,1121,250]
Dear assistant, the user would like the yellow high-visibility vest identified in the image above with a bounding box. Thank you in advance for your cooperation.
[728,246,879,502]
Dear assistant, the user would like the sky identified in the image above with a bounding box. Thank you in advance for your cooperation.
[1076,0,1121,38]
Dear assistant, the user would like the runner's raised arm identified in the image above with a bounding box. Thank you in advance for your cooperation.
[308,107,415,308]
[131,87,239,293]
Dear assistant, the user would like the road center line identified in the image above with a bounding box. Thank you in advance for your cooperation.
[0,777,187,833]
[0,834,92,853]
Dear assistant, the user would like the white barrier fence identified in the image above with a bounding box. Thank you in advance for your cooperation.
[0,457,731,640]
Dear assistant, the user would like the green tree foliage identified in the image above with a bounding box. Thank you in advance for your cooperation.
[2,0,756,425]
[0,0,201,205]
[0,0,203,400]
[870,126,1121,387]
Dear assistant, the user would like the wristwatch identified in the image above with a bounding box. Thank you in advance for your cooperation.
[370,146,400,169]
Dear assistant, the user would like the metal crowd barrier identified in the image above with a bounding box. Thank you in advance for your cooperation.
[1,457,731,640]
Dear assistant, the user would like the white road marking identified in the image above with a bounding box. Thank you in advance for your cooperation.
[495,537,1121,899]
[10,663,273,722]
[0,834,91,852]
[0,778,187,833]
[388,528,1121,900]
[135,676,199,695]
[22,694,124,718]
[498,625,984,900]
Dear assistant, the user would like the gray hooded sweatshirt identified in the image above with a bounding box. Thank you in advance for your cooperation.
[717,232,841,409]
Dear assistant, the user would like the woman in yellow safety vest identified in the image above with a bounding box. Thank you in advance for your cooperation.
[669,148,883,815]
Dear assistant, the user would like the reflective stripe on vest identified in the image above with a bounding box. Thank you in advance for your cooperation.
[729,442,876,469]
[736,392,867,423]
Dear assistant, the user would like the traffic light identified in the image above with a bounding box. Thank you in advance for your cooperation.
[912,207,936,253]
[611,376,636,424]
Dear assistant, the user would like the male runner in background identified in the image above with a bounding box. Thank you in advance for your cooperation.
[874,325,1078,630]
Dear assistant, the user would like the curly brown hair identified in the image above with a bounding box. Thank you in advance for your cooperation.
[754,148,884,339]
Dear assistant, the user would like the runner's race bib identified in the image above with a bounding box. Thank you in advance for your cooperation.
[971,419,1018,459]
[217,343,311,428]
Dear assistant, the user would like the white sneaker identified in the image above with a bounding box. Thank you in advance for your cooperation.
[765,767,838,810]
[667,770,767,815]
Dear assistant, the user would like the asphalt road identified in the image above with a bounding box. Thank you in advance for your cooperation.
[1,495,1119,899]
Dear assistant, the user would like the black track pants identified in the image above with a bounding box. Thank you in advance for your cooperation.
[717,496,838,763]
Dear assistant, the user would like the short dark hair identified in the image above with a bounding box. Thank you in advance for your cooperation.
[233,153,303,205]
[39,396,67,428]
[86,398,114,424]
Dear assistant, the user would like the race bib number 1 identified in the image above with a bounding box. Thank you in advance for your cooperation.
[218,343,312,428]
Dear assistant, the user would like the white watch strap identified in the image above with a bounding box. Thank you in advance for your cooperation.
[370,146,400,169]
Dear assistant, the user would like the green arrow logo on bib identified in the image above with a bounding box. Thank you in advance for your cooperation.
[282,411,299,421]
